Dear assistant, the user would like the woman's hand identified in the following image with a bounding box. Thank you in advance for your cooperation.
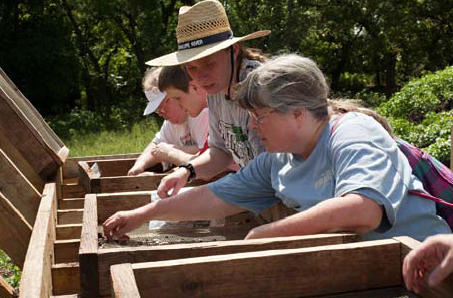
[245,223,276,240]
[103,209,145,240]
[403,234,453,294]
[157,167,190,198]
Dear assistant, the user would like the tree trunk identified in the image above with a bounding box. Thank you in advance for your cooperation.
[385,51,397,98]
[61,0,111,111]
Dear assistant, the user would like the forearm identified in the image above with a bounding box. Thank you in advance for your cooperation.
[171,144,199,155]
[138,185,245,221]
[134,142,201,171]
[163,146,198,166]
[133,142,159,170]
[190,147,234,179]
[247,194,383,239]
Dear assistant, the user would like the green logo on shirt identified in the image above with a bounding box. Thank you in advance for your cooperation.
[231,125,248,141]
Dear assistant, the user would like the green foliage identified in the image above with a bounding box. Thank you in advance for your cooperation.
[425,137,451,166]
[378,66,452,165]
[0,0,81,116]
[2,0,453,117]
[378,66,453,122]
[0,0,451,164]
[0,250,21,289]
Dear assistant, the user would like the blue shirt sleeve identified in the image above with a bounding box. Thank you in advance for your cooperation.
[330,113,410,231]
[208,152,279,213]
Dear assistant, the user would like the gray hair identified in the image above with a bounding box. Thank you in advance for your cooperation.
[236,54,329,119]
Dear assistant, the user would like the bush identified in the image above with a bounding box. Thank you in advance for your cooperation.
[378,66,453,122]
[378,66,452,165]
[0,250,21,289]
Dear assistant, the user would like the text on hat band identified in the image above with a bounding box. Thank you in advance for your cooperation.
[177,30,233,50]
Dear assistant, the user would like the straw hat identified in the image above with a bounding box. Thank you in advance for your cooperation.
[146,0,270,66]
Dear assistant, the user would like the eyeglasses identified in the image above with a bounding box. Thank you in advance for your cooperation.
[156,97,170,115]
[248,110,274,125]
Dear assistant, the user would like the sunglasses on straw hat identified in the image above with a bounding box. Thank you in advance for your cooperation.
[146,0,270,67]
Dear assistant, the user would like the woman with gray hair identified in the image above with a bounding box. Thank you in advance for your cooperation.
[103,54,450,242]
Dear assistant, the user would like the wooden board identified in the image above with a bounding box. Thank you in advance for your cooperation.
[57,209,83,225]
[61,184,85,199]
[93,175,168,193]
[78,161,208,194]
[0,68,67,180]
[0,276,15,298]
[110,263,140,298]
[99,233,360,297]
[56,224,82,240]
[0,148,41,226]
[78,161,167,193]
[51,263,80,296]
[54,239,80,263]
[19,183,57,297]
[79,194,99,297]
[77,161,97,194]
[58,198,85,210]
[0,67,64,152]
[63,154,140,179]
[86,159,137,177]
[114,239,401,297]
[0,191,32,268]
[0,129,44,192]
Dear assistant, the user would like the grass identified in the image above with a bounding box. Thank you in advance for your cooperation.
[63,117,161,157]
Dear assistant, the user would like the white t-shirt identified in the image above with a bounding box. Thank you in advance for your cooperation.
[152,108,209,150]
[207,59,265,167]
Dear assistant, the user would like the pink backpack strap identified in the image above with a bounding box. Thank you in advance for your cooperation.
[330,113,347,136]
[409,190,453,207]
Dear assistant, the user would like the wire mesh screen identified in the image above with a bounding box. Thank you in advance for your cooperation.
[99,220,253,248]
[314,286,418,298]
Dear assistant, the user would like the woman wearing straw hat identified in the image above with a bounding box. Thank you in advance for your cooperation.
[104,54,450,242]
[145,0,271,198]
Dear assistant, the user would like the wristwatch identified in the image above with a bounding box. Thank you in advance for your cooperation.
[179,162,196,182]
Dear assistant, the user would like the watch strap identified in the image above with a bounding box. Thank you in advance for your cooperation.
[179,162,196,182]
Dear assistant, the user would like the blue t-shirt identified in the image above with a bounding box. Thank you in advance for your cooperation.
[209,112,451,241]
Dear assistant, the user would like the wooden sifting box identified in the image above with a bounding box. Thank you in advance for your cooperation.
[77,158,225,194]
[110,236,453,298]
[77,158,167,193]
[0,67,66,276]
[78,192,361,297]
